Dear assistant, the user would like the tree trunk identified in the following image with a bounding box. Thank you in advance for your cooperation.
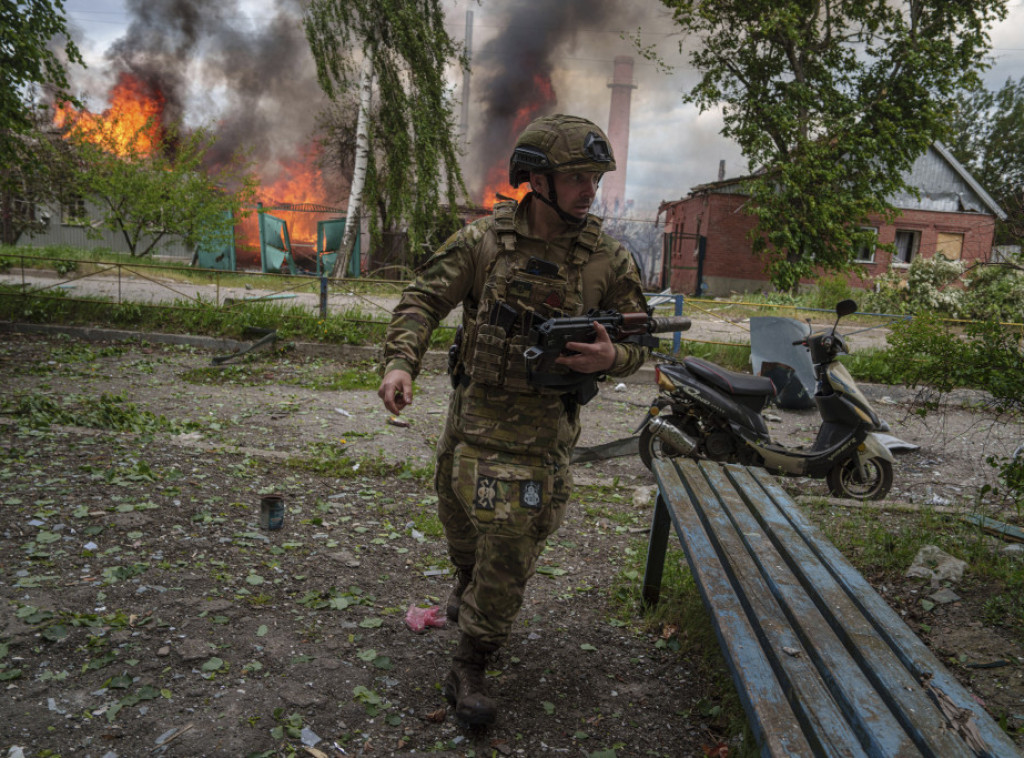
[332,57,372,278]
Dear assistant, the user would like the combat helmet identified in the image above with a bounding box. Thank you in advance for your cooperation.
[508,114,616,188]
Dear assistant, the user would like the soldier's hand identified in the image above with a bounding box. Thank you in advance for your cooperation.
[556,321,616,374]
[378,369,413,415]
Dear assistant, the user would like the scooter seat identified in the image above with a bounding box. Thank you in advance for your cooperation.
[683,357,776,398]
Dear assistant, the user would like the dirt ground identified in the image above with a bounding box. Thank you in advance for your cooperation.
[1,328,1022,758]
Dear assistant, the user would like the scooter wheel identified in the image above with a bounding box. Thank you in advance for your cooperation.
[826,456,894,501]
[638,418,690,470]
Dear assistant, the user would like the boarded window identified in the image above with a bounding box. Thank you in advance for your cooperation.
[935,232,964,261]
[893,230,920,264]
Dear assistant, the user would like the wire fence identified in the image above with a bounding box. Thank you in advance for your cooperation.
[2,252,1022,350]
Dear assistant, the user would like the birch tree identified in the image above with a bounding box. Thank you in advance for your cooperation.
[662,0,1008,291]
[304,0,466,277]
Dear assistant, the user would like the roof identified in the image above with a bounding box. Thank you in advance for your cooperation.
[671,142,1006,220]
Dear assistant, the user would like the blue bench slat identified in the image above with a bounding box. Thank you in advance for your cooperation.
[691,461,915,757]
[748,467,1023,758]
[654,461,844,757]
[718,464,974,758]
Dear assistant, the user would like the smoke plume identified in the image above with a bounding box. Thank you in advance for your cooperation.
[100,0,323,179]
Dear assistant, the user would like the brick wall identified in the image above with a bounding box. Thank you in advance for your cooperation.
[661,194,998,296]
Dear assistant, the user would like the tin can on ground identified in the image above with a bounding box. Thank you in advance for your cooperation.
[259,494,285,530]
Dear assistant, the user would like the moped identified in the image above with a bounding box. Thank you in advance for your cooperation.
[635,299,894,500]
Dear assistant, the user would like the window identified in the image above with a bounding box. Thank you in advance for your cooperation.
[893,229,920,265]
[854,227,878,263]
[62,196,87,226]
[935,232,964,261]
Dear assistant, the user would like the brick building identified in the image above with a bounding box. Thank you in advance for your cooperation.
[657,142,1006,296]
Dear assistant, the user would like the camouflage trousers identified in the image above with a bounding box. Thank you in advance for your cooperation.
[435,380,579,647]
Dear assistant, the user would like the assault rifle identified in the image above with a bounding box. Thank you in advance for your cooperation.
[523,309,691,404]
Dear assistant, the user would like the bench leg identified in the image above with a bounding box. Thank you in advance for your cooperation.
[642,493,671,609]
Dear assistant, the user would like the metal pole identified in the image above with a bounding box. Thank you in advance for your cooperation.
[320,276,328,319]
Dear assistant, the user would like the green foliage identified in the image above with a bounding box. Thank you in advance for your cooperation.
[885,313,1024,504]
[0,0,83,141]
[0,284,420,347]
[661,0,1008,291]
[304,0,467,257]
[945,77,1024,245]
[1,2,85,245]
[4,391,201,435]
[815,505,1024,631]
[862,256,967,316]
[67,120,258,257]
[961,260,1024,322]
[673,340,751,372]
[810,274,854,311]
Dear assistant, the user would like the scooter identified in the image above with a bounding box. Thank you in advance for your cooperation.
[635,299,894,500]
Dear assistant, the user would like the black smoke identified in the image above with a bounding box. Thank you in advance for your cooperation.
[469,0,622,195]
[101,0,322,175]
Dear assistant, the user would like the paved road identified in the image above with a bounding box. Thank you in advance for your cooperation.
[2,267,891,351]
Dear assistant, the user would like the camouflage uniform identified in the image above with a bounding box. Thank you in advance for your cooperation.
[382,194,647,647]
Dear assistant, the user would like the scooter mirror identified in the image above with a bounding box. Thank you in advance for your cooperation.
[835,299,857,318]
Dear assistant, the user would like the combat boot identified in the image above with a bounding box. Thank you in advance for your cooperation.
[443,633,498,725]
[445,566,473,622]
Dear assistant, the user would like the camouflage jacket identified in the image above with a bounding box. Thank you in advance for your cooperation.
[382,195,648,382]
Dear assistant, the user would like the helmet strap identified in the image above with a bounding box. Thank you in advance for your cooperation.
[531,176,586,230]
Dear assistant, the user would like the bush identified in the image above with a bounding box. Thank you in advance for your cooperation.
[886,313,1024,507]
[961,261,1024,323]
[810,274,853,310]
[861,257,965,316]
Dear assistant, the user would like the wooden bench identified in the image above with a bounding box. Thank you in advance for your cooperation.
[642,458,1020,758]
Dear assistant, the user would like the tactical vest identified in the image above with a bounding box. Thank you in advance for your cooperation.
[460,200,603,394]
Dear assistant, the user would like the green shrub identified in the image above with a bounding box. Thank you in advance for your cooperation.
[862,257,965,316]
[961,261,1024,323]
[810,274,853,310]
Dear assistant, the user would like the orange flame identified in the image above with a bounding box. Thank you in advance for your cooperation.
[257,150,327,244]
[478,73,556,208]
[54,72,164,158]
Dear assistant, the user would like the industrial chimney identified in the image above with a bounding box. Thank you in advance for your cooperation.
[603,55,636,212]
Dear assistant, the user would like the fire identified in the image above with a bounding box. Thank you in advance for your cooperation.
[257,150,327,244]
[54,72,164,158]
[478,74,557,208]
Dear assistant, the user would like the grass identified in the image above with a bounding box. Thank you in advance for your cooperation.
[807,500,1024,634]
[0,284,456,352]
[181,360,381,391]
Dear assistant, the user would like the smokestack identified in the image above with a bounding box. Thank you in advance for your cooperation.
[718,160,726,181]
[603,55,636,212]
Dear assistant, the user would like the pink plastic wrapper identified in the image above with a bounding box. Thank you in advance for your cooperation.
[405,604,446,633]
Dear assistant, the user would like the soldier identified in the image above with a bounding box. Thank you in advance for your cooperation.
[378,114,649,725]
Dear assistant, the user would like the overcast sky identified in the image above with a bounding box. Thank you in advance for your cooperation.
[63,0,1024,215]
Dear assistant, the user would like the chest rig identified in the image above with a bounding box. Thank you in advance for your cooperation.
[460,200,603,394]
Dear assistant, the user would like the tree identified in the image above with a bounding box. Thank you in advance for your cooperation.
[67,116,258,257]
[304,0,467,276]
[662,0,1007,291]
[945,77,1024,245]
[1,0,84,244]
